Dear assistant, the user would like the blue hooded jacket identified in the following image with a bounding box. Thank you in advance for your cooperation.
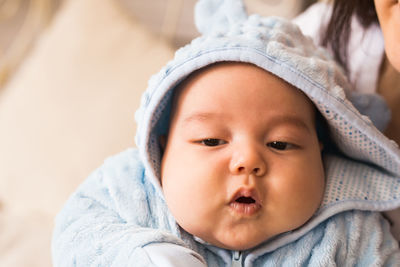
[52,0,400,266]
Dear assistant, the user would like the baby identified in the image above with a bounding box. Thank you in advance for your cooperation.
[161,62,325,252]
[52,0,400,266]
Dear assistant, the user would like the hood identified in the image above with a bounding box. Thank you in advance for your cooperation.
[134,0,400,250]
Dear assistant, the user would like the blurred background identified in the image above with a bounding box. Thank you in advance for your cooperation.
[0,0,316,266]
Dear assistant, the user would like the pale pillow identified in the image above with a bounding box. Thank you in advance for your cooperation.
[0,0,173,265]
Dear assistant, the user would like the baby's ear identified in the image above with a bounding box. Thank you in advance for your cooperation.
[159,135,167,151]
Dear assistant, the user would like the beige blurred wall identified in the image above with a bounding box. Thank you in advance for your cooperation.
[0,0,317,88]
[0,0,61,87]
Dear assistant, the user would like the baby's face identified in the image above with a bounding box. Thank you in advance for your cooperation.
[160,62,325,250]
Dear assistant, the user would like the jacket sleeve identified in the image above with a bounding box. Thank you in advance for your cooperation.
[310,210,400,266]
[353,211,400,266]
[51,149,203,266]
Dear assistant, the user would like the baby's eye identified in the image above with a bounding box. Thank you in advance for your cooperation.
[267,141,295,151]
[200,138,226,146]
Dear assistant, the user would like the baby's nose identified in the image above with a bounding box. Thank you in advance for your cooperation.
[229,145,266,176]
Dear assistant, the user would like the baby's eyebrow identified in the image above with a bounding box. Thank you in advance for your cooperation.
[182,112,220,123]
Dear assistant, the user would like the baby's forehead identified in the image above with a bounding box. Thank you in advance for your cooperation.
[173,62,315,110]
[174,62,295,98]
[170,62,318,124]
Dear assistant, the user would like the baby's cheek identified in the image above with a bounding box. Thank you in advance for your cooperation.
[162,173,199,212]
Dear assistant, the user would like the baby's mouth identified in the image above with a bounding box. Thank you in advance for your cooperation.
[229,190,261,216]
[235,196,256,204]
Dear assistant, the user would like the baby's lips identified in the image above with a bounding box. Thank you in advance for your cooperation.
[229,187,262,205]
[228,187,262,216]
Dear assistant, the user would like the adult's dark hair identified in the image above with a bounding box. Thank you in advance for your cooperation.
[321,0,379,71]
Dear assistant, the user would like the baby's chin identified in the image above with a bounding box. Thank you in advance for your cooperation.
[178,216,279,251]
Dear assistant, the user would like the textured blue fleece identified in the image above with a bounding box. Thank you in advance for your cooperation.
[52,149,400,266]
